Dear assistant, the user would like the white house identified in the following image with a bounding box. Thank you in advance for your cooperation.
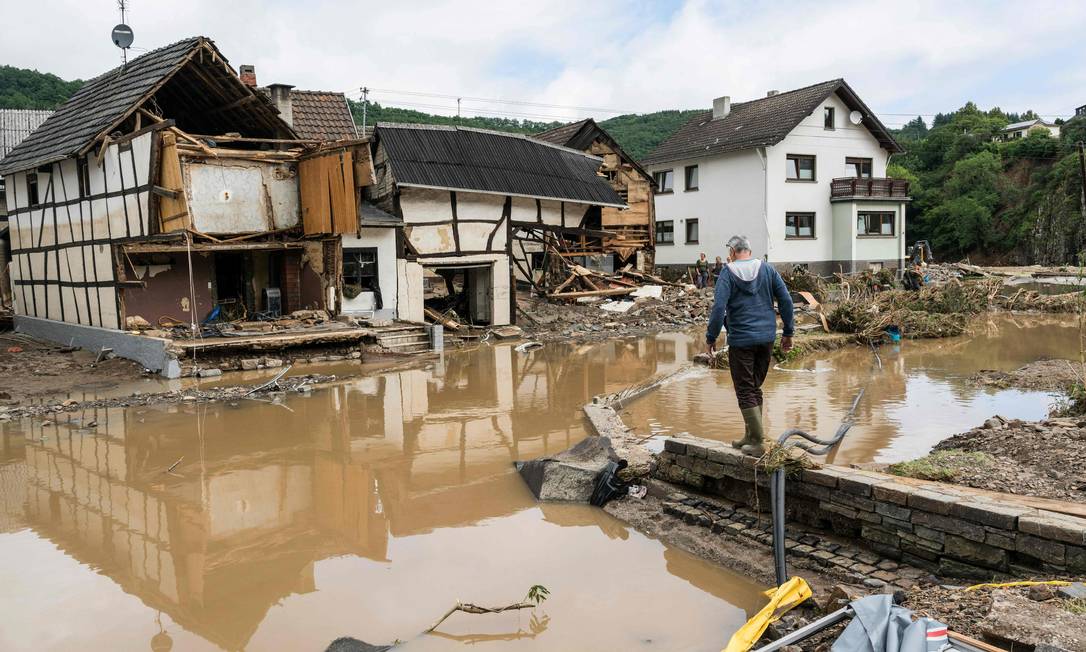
[643,79,909,276]
[999,118,1060,141]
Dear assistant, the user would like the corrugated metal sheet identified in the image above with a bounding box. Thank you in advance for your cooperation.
[376,123,624,206]
[0,109,53,159]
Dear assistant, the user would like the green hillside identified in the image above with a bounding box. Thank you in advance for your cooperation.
[0,65,83,110]
[349,99,700,160]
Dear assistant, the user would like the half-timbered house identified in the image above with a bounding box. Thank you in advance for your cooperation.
[533,118,657,272]
[0,37,375,372]
[367,123,625,326]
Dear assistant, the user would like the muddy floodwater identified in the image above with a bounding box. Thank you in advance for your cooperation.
[0,313,1077,651]
[625,314,1076,465]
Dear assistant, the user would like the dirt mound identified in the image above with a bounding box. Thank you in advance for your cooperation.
[971,359,1082,391]
[890,416,1086,500]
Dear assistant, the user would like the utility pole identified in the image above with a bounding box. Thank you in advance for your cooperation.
[456,97,462,124]
[360,87,369,132]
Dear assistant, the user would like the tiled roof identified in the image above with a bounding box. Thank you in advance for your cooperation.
[0,109,54,159]
[533,119,592,148]
[289,90,357,141]
[375,123,625,207]
[641,79,902,166]
[534,117,654,185]
[0,36,293,176]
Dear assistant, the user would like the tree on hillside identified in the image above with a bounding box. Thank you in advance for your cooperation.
[0,65,82,109]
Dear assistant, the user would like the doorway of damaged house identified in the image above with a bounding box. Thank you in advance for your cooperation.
[425,262,495,325]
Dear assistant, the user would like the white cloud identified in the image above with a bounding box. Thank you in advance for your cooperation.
[3,0,1085,125]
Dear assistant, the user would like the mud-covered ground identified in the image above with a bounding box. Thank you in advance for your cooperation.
[970,358,1082,392]
[887,415,1086,501]
[0,334,148,403]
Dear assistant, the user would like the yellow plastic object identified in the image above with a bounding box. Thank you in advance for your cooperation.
[963,580,1071,592]
[723,576,812,652]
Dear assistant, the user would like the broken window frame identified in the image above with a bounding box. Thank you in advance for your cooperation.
[785,212,816,239]
[656,220,674,244]
[845,157,873,179]
[857,211,896,237]
[786,154,816,182]
[343,247,380,291]
[685,218,699,244]
[653,169,674,193]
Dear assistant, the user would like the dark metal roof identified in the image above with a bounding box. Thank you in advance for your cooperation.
[374,123,625,207]
[0,36,293,176]
[360,201,402,226]
[288,90,357,141]
[641,79,903,166]
[534,118,655,186]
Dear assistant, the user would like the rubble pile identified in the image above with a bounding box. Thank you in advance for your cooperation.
[127,309,338,339]
[827,280,1001,341]
[892,415,1086,500]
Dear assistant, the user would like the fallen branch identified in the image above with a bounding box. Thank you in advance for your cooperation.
[243,364,293,396]
[166,456,184,473]
[426,585,549,633]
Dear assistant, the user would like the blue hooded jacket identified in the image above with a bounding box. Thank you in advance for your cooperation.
[705,260,795,348]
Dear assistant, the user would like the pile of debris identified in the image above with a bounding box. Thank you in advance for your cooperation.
[888,415,1086,501]
[545,263,678,302]
[127,309,341,339]
[827,280,1001,341]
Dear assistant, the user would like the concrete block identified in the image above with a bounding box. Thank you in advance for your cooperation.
[872,481,912,505]
[1016,533,1066,565]
[831,491,876,513]
[838,472,881,496]
[985,528,1017,550]
[938,558,995,580]
[687,443,708,459]
[691,458,726,480]
[16,315,180,377]
[240,358,260,371]
[951,500,1030,530]
[913,510,986,543]
[800,467,845,488]
[1068,547,1086,574]
[907,489,958,515]
[861,525,900,548]
[914,525,945,544]
[1019,513,1086,546]
[663,439,687,455]
[945,534,1007,569]
[819,501,858,519]
[875,502,912,522]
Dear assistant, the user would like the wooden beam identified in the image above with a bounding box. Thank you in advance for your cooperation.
[548,287,634,300]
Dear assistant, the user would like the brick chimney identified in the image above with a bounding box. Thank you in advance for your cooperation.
[267,83,295,127]
[712,96,731,120]
[767,90,779,97]
[239,64,257,87]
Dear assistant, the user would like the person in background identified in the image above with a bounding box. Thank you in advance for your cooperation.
[712,255,725,285]
[706,235,795,456]
[695,252,710,288]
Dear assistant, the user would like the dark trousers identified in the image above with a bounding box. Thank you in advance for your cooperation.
[728,342,773,409]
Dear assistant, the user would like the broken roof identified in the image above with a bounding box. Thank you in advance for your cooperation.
[0,36,293,176]
[360,201,402,226]
[641,79,903,166]
[534,118,654,185]
[287,90,358,141]
[374,123,625,207]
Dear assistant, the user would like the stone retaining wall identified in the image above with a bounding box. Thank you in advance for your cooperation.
[656,435,1086,579]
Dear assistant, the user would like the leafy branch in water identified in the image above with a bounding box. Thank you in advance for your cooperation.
[425,585,550,634]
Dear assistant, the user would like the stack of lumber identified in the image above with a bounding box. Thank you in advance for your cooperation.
[547,263,675,301]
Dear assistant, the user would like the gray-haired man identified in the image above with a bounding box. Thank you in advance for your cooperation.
[706,236,795,456]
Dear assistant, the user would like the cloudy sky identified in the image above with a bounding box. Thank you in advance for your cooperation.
[4,0,1085,127]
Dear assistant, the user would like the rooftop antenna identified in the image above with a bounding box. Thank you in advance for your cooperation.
[111,1,134,67]
[360,86,369,132]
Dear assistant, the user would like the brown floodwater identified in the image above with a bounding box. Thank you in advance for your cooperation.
[624,314,1078,465]
[0,313,1077,651]
[0,339,766,652]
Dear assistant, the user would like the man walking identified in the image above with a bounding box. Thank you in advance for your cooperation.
[706,236,795,456]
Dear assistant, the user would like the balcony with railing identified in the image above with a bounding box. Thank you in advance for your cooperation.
[830,177,910,201]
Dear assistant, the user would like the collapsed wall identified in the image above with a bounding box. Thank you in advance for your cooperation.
[657,435,1086,579]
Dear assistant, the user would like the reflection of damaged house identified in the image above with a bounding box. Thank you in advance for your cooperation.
[367,123,626,327]
[533,118,657,272]
[0,36,376,374]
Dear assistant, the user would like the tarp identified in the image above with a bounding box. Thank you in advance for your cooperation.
[831,595,949,652]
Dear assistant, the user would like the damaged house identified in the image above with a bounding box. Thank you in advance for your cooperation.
[0,37,375,374]
[366,123,626,327]
[533,118,657,272]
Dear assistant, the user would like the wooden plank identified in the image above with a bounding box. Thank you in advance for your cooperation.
[548,287,634,300]
[157,132,190,233]
[424,306,461,330]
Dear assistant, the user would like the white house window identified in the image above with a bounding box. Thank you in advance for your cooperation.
[684,165,699,191]
[685,219,699,243]
[786,154,816,181]
[846,157,872,179]
[824,107,835,130]
[656,220,674,244]
[653,169,674,193]
[785,212,815,239]
[857,211,895,236]
[343,247,379,294]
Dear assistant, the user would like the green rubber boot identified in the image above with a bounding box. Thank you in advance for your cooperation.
[738,406,765,457]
